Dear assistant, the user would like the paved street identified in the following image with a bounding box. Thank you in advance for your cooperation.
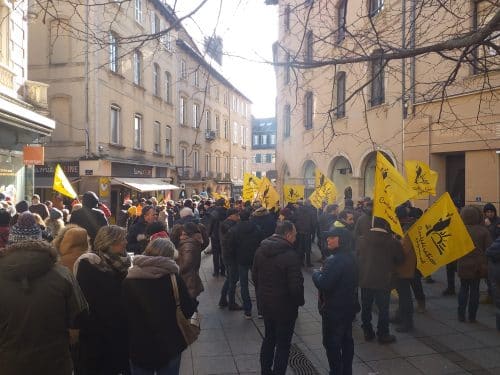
[180,245,500,375]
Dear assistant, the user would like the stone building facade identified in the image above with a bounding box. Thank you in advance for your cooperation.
[251,117,277,180]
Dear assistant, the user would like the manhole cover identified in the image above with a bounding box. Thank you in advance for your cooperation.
[289,343,320,375]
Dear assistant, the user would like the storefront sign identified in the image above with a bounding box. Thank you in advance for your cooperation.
[23,145,44,165]
[112,163,153,177]
[35,161,80,178]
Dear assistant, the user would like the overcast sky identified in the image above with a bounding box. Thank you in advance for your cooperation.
[170,1,278,118]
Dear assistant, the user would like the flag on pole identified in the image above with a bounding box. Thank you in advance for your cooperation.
[242,173,261,202]
[53,164,77,199]
[405,160,438,198]
[255,177,279,209]
[283,184,305,205]
[372,152,415,236]
[309,169,337,209]
[407,192,475,277]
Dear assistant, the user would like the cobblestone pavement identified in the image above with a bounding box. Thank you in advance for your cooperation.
[180,244,500,375]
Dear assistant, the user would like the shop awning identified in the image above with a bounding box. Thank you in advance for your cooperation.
[111,178,179,192]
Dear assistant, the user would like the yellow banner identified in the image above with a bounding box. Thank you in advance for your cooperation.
[283,184,305,205]
[53,163,77,199]
[309,169,337,209]
[255,177,279,209]
[242,173,261,202]
[99,177,111,199]
[408,192,475,277]
[405,160,438,198]
[211,192,230,208]
[373,152,415,236]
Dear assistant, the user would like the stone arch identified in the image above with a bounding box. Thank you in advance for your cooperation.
[359,150,395,198]
[328,155,353,202]
[302,160,316,198]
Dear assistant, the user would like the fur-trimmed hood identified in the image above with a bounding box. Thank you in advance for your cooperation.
[0,240,57,288]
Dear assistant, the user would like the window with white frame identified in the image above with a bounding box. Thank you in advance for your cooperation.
[284,4,290,32]
[110,105,120,144]
[133,50,142,85]
[240,159,244,179]
[151,13,160,34]
[180,59,187,79]
[153,121,161,153]
[194,70,199,87]
[215,114,220,136]
[193,103,200,128]
[216,156,221,174]
[109,32,118,72]
[134,0,142,23]
[180,147,187,168]
[232,122,238,144]
[232,157,238,178]
[133,114,142,149]
[305,30,313,63]
[253,135,259,145]
[241,125,246,146]
[270,134,276,144]
[224,119,229,139]
[165,30,172,51]
[223,91,229,106]
[205,110,211,130]
[165,125,172,155]
[193,150,199,172]
[305,91,314,129]
[336,71,346,117]
[205,153,211,174]
[164,71,171,103]
[225,156,229,173]
[284,104,291,137]
[153,63,160,96]
[370,50,385,106]
[337,0,347,44]
[261,134,268,145]
[179,96,187,125]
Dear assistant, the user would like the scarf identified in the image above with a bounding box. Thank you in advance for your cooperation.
[126,255,179,279]
[73,251,131,276]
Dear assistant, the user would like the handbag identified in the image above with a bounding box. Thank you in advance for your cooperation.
[170,274,200,345]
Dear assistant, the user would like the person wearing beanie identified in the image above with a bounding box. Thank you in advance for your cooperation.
[10,200,30,226]
[29,194,50,220]
[123,238,196,374]
[8,212,43,244]
[53,225,89,273]
[45,208,65,239]
[313,227,357,375]
[0,238,88,374]
[70,191,108,243]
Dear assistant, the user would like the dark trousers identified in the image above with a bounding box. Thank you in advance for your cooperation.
[297,232,312,265]
[322,316,353,375]
[490,279,500,330]
[238,264,252,313]
[361,288,390,336]
[458,278,480,320]
[446,262,457,290]
[261,317,296,375]
[395,278,414,327]
[211,239,225,276]
[220,262,239,305]
[410,270,426,302]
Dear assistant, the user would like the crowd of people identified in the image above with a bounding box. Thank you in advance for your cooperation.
[0,190,499,375]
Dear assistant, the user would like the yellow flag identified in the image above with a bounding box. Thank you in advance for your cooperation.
[405,160,438,198]
[309,169,337,209]
[373,152,415,236]
[242,173,261,202]
[408,192,475,277]
[53,164,77,199]
[284,184,305,205]
[255,177,279,209]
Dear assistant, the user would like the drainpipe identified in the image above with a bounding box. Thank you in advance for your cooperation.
[84,0,90,159]
[401,0,406,168]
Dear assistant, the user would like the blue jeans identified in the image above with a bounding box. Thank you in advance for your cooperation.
[322,315,353,375]
[238,264,252,313]
[458,278,480,320]
[220,262,239,305]
[130,354,181,375]
[261,318,296,375]
[361,288,390,336]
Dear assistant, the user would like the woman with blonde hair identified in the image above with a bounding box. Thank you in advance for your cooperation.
[53,224,89,273]
[74,225,131,375]
[123,238,196,375]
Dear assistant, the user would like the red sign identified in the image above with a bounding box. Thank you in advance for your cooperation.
[23,145,45,165]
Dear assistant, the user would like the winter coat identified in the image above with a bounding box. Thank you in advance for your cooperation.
[75,257,130,375]
[54,225,89,273]
[0,241,87,375]
[293,205,315,234]
[252,234,304,320]
[220,218,239,265]
[70,208,108,244]
[356,229,405,290]
[318,212,336,234]
[206,206,227,241]
[45,217,65,238]
[486,236,500,283]
[123,256,196,370]
[230,220,263,266]
[313,246,358,319]
[126,217,149,254]
[396,235,417,279]
[29,202,50,220]
[251,208,277,239]
[172,226,209,299]
[458,206,492,280]
[484,203,500,240]
[354,213,372,242]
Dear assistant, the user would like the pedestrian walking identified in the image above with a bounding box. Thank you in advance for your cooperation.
[313,227,357,375]
[206,198,227,276]
[70,191,108,243]
[252,220,304,375]
[123,238,197,374]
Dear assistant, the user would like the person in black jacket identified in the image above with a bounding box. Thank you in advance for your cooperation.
[251,206,277,240]
[317,204,339,258]
[218,208,241,309]
[123,238,196,374]
[70,191,108,243]
[313,227,357,375]
[74,225,131,375]
[252,220,304,375]
[206,199,227,277]
[126,205,157,254]
[230,208,263,318]
[486,236,500,331]
[294,200,315,267]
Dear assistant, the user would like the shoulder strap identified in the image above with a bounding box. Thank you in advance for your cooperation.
[170,274,181,307]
